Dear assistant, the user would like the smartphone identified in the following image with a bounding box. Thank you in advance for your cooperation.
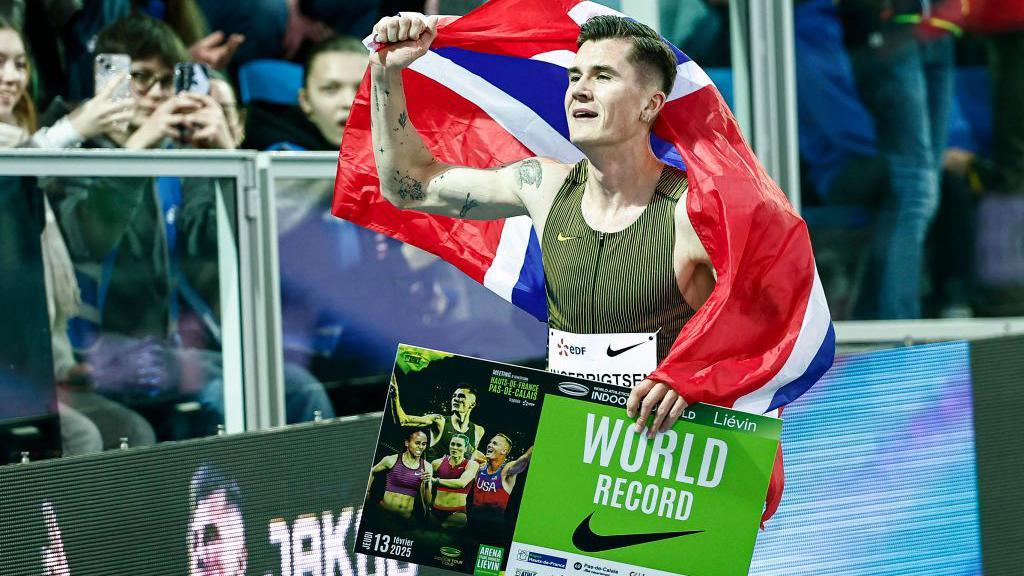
[173,62,211,95]
[94,53,131,101]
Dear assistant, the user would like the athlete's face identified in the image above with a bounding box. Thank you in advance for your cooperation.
[565,38,664,149]
[299,50,366,147]
[187,490,247,576]
[405,431,429,458]
[451,389,476,413]
[485,436,510,459]
[448,437,467,460]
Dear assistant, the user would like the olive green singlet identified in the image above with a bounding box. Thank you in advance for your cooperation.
[541,160,695,362]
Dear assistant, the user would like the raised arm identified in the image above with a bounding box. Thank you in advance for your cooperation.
[502,446,533,493]
[391,375,444,428]
[369,14,563,227]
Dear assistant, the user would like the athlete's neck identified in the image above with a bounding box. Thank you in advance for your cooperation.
[402,452,421,467]
[449,455,466,466]
[580,135,665,229]
[487,456,506,473]
[450,411,470,430]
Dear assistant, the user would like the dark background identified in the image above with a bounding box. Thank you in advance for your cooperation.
[970,334,1024,576]
[0,417,425,576]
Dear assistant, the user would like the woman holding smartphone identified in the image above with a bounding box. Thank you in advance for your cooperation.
[0,19,133,149]
[0,17,156,455]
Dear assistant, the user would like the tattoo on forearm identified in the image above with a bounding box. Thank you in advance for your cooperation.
[373,85,379,112]
[458,193,479,217]
[398,111,408,129]
[395,172,426,201]
[517,159,543,189]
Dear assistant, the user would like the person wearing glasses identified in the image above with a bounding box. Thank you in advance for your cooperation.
[111,19,234,151]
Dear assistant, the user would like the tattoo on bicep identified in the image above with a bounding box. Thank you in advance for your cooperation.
[398,111,408,129]
[458,193,479,218]
[395,172,426,201]
[517,159,543,190]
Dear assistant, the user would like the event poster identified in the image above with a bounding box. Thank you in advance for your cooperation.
[356,345,780,576]
[356,344,548,574]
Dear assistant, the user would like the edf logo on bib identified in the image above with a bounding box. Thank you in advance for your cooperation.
[556,338,586,357]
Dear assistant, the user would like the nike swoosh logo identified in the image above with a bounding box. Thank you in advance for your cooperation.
[572,512,702,552]
[606,341,646,357]
[557,233,578,242]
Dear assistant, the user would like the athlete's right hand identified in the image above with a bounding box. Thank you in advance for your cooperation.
[370,13,439,70]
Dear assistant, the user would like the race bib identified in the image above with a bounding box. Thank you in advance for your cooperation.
[546,328,657,388]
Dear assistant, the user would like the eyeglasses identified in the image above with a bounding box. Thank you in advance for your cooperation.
[130,70,174,93]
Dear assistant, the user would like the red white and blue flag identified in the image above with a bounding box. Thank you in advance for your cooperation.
[333,0,835,517]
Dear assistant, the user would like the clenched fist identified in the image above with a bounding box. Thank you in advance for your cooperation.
[370,13,439,71]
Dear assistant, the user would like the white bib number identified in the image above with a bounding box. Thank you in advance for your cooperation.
[546,328,657,388]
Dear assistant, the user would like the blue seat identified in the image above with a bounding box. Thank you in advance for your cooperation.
[950,66,993,157]
[237,59,304,106]
[705,67,734,110]
[802,206,873,230]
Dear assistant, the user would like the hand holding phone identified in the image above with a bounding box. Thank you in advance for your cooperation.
[173,62,211,96]
[71,75,134,139]
[94,54,131,133]
[94,54,131,101]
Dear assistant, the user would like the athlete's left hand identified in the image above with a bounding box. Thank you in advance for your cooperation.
[627,379,688,437]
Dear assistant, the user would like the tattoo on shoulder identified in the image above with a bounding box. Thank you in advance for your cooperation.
[398,111,408,129]
[517,159,543,190]
[395,172,426,201]
[458,193,480,218]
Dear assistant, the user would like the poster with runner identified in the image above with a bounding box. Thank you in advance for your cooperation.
[356,344,548,574]
[355,345,780,576]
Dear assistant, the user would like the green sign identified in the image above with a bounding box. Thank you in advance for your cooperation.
[356,345,780,576]
[509,396,780,576]
[474,544,505,576]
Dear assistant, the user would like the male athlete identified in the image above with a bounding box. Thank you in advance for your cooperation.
[470,434,532,529]
[429,433,480,528]
[391,376,486,461]
[370,13,707,434]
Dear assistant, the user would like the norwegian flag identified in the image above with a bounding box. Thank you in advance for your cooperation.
[333,0,835,521]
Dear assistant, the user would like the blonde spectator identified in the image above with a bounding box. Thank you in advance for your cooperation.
[0,17,155,454]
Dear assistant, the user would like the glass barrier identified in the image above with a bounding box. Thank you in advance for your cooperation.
[269,172,547,418]
[794,0,1024,321]
[3,147,1021,465]
[0,151,249,464]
